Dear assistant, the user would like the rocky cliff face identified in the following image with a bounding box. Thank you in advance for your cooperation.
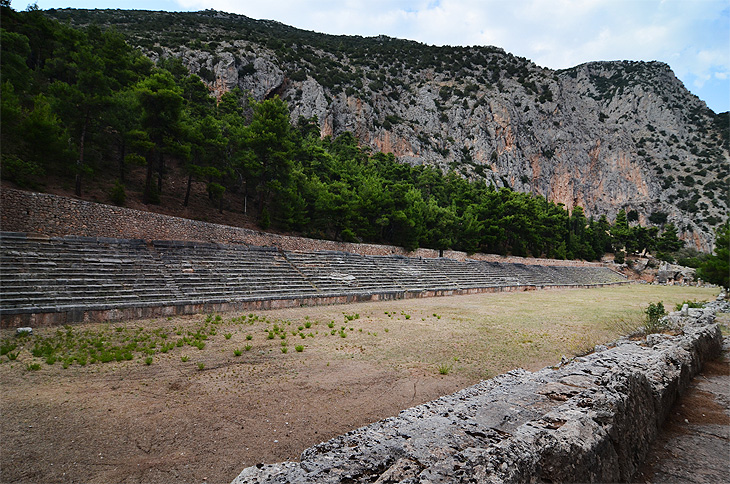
[50,9,729,251]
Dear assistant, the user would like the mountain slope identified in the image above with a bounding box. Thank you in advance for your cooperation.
[49,8,729,251]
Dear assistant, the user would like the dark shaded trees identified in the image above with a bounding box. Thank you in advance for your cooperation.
[697,222,729,290]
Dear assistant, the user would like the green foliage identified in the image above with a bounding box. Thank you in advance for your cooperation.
[674,300,706,311]
[110,180,126,206]
[697,222,729,290]
[644,301,667,334]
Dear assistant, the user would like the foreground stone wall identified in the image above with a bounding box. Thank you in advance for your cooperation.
[232,301,725,484]
[1,188,603,266]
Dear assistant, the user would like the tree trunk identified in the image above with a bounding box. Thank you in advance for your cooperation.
[157,152,164,193]
[118,137,126,183]
[142,160,153,204]
[184,172,192,207]
[75,114,89,197]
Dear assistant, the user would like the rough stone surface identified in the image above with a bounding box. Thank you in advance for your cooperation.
[632,298,729,483]
[231,307,723,484]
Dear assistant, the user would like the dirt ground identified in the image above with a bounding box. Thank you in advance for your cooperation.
[0,286,719,484]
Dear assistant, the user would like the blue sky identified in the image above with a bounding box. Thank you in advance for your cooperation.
[27,0,730,114]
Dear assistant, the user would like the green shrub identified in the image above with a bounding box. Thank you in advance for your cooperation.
[645,301,667,333]
[675,300,706,311]
[110,180,126,206]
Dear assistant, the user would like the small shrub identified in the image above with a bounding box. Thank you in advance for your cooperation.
[437,363,452,375]
[304,321,312,329]
[224,333,232,340]
[26,363,41,371]
[110,180,126,206]
[244,344,252,351]
[246,334,253,340]
[144,356,153,365]
[1,341,17,356]
[675,300,706,311]
[233,349,242,356]
[197,362,205,370]
[281,346,288,353]
[645,301,667,333]
[295,345,304,352]
[181,355,189,362]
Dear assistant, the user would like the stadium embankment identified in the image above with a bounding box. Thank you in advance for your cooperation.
[0,189,627,327]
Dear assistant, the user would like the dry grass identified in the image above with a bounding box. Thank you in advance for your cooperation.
[254,284,719,379]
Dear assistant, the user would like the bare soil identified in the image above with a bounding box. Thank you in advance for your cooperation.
[0,286,719,484]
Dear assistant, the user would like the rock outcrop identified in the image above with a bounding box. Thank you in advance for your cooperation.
[49,9,730,251]
[231,301,725,483]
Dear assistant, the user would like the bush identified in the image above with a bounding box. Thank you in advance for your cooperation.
[644,301,667,334]
[110,180,126,206]
[674,300,706,311]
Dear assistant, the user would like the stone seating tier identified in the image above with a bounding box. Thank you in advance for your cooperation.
[0,233,627,324]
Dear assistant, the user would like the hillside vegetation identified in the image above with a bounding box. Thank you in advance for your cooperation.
[1,5,727,266]
[42,7,730,253]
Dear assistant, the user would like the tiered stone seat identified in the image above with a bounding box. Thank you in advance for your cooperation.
[152,241,318,301]
[432,259,520,289]
[371,256,460,292]
[283,251,405,295]
[0,233,177,313]
[0,232,627,324]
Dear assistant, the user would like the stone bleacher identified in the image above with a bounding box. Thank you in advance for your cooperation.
[0,232,627,326]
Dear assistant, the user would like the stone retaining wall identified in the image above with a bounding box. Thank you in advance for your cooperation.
[1,188,603,266]
[4,283,613,328]
[231,302,725,483]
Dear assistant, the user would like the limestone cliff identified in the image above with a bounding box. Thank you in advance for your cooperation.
[49,8,729,251]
